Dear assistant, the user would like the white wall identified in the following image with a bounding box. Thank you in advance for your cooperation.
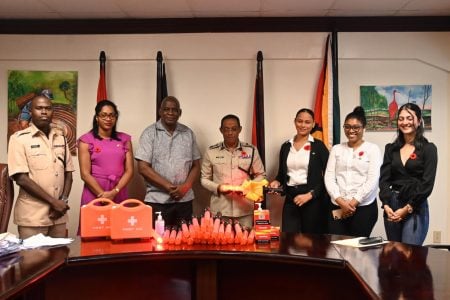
[0,32,448,243]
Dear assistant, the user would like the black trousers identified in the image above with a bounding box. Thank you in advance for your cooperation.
[328,200,378,237]
[146,201,193,228]
[282,185,327,234]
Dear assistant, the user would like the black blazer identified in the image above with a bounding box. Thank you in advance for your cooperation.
[275,138,329,200]
[379,142,437,210]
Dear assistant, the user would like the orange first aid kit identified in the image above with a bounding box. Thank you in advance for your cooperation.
[80,198,114,239]
[110,199,153,240]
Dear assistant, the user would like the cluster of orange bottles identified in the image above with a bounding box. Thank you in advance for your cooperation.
[161,208,255,246]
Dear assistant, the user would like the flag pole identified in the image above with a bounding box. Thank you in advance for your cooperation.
[331,31,340,145]
[156,51,168,120]
[252,50,265,165]
[96,50,107,102]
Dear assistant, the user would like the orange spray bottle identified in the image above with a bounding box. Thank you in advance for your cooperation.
[234,221,243,244]
[240,227,249,245]
[162,226,171,244]
[247,228,255,244]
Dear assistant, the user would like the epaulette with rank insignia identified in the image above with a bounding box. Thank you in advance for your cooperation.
[51,124,66,136]
[209,142,221,149]
[241,142,255,149]
[17,131,31,137]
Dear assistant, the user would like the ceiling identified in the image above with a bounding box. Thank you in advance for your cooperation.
[0,0,449,19]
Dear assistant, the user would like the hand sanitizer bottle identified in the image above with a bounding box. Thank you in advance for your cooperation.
[155,211,165,237]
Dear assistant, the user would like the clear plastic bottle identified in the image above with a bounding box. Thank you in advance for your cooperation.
[155,211,165,237]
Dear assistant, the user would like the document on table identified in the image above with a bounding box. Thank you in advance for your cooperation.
[0,240,21,258]
[331,237,388,248]
[22,234,73,249]
[0,232,73,253]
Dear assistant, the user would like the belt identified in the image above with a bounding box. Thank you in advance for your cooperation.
[92,173,120,182]
[287,184,308,189]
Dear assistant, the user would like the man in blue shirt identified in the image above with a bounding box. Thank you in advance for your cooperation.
[135,96,201,227]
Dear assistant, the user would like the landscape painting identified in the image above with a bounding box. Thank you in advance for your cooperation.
[7,70,78,155]
[360,85,432,131]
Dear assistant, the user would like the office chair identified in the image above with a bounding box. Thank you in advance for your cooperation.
[0,164,14,233]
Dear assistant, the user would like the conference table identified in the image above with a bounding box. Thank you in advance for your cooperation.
[1,233,449,299]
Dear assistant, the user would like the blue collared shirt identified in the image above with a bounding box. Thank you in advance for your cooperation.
[135,120,201,204]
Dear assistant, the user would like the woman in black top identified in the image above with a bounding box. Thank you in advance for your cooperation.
[269,108,329,234]
[379,103,437,245]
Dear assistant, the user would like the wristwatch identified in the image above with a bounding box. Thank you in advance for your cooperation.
[59,196,69,204]
[406,204,413,214]
[309,189,315,198]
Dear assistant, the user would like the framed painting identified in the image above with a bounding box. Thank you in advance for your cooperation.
[360,85,432,131]
[7,70,78,155]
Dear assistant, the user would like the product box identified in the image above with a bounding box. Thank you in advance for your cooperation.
[254,224,271,231]
[270,226,280,241]
[254,208,270,226]
[255,229,271,244]
[80,198,114,239]
[110,199,153,240]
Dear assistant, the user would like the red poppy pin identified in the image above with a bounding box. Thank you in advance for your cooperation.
[358,151,364,157]
[94,146,102,153]
[241,151,250,159]
[304,145,311,151]
[410,153,417,160]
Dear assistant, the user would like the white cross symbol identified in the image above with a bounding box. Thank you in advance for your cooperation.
[97,214,107,225]
[128,216,138,226]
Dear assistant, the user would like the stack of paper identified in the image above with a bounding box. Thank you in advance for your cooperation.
[22,234,73,249]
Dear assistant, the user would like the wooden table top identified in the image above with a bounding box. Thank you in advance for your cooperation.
[1,234,449,299]
[0,246,68,299]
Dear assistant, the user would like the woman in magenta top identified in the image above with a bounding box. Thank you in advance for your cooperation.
[78,100,134,206]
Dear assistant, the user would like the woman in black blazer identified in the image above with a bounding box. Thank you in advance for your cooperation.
[270,108,329,233]
[379,103,437,245]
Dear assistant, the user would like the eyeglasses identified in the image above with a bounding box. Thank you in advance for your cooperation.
[343,124,363,132]
[98,113,117,120]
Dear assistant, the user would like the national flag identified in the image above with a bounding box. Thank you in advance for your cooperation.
[312,33,340,148]
[156,51,168,120]
[96,51,107,103]
[252,51,265,165]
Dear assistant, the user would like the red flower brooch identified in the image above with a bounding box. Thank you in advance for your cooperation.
[304,145,311,151]
[358,151,364,157]
[94,146,102,153]
[240,151,251,159]
[410,153,417,160]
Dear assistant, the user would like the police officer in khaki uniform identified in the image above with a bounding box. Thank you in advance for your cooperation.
[8,95,73,239]
[201,114,266,228]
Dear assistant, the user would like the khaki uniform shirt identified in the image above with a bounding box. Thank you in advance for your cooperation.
[201,141,266,217]
[8,123,74,226]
